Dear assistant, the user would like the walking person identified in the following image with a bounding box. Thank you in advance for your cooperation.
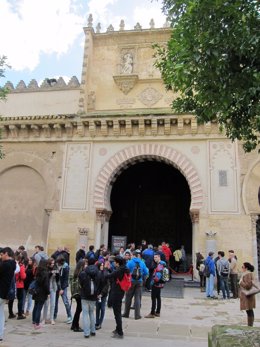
[0,247,16,343]
[79,257,101,338]
[205,252,217,299]
[70,259,86,332]
[32,259,50,329]
[105,255,129,339]
[239,262,256,326]
[145,252,166,318]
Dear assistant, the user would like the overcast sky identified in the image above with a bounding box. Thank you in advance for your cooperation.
[0,0,166,87]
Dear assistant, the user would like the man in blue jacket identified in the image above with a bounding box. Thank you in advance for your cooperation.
[205,251,217,299]
[122,250,148,320]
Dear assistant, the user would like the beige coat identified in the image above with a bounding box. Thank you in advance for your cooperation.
[239,271,256,311]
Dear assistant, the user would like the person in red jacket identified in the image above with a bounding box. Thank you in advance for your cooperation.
[161,242,172,266]
[15,254,27,319]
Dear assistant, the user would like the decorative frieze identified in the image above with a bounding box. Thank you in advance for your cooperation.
[0,114,222,141]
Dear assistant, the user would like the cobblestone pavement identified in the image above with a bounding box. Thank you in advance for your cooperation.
[1,288,259,347]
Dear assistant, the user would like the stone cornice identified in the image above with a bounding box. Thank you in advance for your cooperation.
[0,114,223,141]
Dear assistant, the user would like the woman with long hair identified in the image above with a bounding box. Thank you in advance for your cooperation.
[96,261,109,330]
[32,259,50,329]
[70,259,86,332]
[42,257,59,325]
[15,254,27,319]
[23,257,37,316]
[239,262,256,326]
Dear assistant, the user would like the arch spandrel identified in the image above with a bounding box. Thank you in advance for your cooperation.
[0,152,56,210]
[94,144,203,212]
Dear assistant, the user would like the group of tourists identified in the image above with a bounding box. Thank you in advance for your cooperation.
[0,243,257,343]
[0,241,171,342]
[196,249,257,326]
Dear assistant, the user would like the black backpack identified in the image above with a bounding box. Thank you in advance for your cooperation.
[220,262,229,277]
[82,273,97,297]
[132,263,142,280]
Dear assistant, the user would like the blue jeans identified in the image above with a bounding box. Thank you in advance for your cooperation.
[206,274,215,297]
[0,298,5,339]
[220,276,230,299]
[23,290,33,313]
[96,296,107,326]
[54,288,71,319]
[32,300,45,324]
[81,299,95,337]
[43,290,56,321]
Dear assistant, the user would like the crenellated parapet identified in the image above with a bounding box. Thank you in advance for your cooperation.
[0,113,222,141]
[85,14,170,34]
[3,76,80,93]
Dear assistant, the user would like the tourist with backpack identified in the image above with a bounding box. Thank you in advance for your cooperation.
[86,245,96,261]
[104,255,129,339]
[216,251,230,299]
[145,252,167,318]
[70,259,86,332]
[79,257,102,338]
[122,250,148,320]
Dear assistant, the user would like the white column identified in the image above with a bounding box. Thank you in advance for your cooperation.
[251,214,259,280]
[191,210,200,279]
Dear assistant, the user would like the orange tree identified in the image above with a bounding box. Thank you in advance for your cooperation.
[155,0,260,152]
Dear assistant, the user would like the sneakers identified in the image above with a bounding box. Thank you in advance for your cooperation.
[135,316,142,320]
[112,332,124,339]
[90,332,96,336]
[121,314,129,318]
[95,325,101,330]
[17,315,26,320]
[155,313,160,317]
[71,327,83,332]
[51,320,55,325]
[65,317,72,324]
[145,313,155,318]
[34,324,41,330]
[8,314,16,319]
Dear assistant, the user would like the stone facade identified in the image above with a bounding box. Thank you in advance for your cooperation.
[0,18,259,270]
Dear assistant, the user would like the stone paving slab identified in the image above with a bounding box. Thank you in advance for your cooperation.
[1,288,259,346]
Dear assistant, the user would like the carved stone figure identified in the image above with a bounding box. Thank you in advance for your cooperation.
[121,53,133,74]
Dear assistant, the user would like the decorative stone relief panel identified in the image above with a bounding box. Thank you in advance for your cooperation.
[61,143,91,210]
[208,141,239,213]
[138,87,162,107]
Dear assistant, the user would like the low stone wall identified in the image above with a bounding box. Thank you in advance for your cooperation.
[208,325,260,347]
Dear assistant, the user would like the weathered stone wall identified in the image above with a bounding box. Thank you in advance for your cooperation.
[208,325,260,347]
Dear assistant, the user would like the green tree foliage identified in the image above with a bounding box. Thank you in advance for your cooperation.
[155,0,260,152]
[0,55,9,100]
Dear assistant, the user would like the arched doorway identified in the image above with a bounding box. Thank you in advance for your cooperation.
[108,160,192,253]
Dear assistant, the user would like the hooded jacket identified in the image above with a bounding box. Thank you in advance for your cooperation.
[127,257,148,283]
[79,264,101,301]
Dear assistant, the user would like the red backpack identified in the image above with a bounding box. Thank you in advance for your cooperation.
[116,273,132,292]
